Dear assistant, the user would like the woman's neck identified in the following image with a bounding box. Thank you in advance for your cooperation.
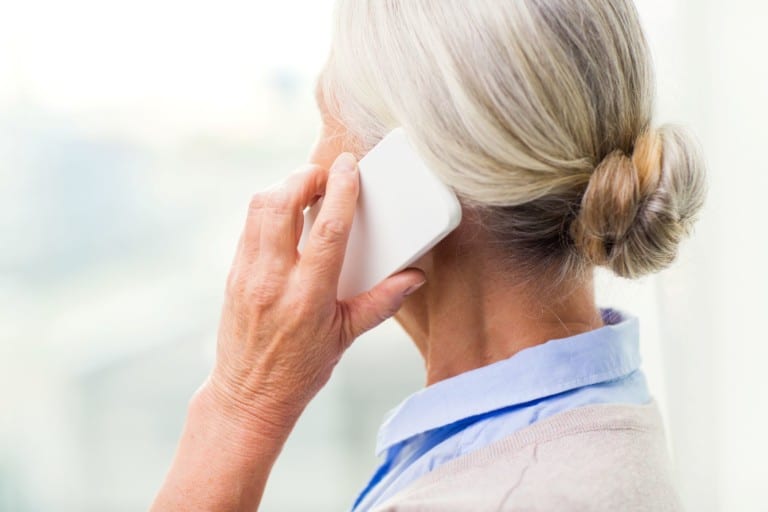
[394,227,604,386]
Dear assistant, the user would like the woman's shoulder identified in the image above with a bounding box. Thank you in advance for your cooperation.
[373,401,683,512]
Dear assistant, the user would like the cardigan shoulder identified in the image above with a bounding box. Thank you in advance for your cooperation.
[373,402,682,512]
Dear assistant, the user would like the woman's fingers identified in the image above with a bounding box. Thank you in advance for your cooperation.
[299,153,360,297]
[259,166,324,265]
[242,165,328,272]
[342,269,427,344]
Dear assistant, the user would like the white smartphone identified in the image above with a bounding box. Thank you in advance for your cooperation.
[298,127,462,300]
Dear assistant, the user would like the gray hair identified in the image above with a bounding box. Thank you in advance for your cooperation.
[319,0,706,280]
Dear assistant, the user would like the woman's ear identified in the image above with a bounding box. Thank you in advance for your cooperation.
[308,121,347,170]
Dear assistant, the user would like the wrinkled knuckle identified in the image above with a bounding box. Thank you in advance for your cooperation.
[249,192,267,213]
[360,290,378,310]
[225,274,253,312]
[265,186,293,214]
[316,218,348,244]
[290,165,317,179]
[249,280,283,307]
[225,269,244,296]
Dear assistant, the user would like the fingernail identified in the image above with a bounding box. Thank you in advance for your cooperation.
[332,153,357,173]
[404,280,426,296]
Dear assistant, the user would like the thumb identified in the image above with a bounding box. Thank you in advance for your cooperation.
[342,269,427,344]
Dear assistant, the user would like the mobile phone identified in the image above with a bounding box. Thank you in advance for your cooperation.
[298,127,462,300]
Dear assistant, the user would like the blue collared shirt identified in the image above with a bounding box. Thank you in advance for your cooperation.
[351,308,650,511]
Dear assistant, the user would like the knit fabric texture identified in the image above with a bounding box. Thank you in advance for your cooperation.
[372,402,681,511]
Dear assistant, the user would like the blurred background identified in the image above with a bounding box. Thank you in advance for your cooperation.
[0,0,766,510]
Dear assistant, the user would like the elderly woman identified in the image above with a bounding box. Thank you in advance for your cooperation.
[152,0,705,510]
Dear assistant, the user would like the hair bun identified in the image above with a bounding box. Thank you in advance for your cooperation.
[570,126,706,278]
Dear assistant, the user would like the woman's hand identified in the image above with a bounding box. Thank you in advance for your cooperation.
[208,151,426,429]
[152,153,425,511]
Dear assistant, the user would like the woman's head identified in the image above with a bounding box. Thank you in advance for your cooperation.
[315,0,706,281]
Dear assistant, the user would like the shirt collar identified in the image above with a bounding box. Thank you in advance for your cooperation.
[375,308,640,456]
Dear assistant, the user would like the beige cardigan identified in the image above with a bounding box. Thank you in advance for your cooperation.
[372,402,681,511]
